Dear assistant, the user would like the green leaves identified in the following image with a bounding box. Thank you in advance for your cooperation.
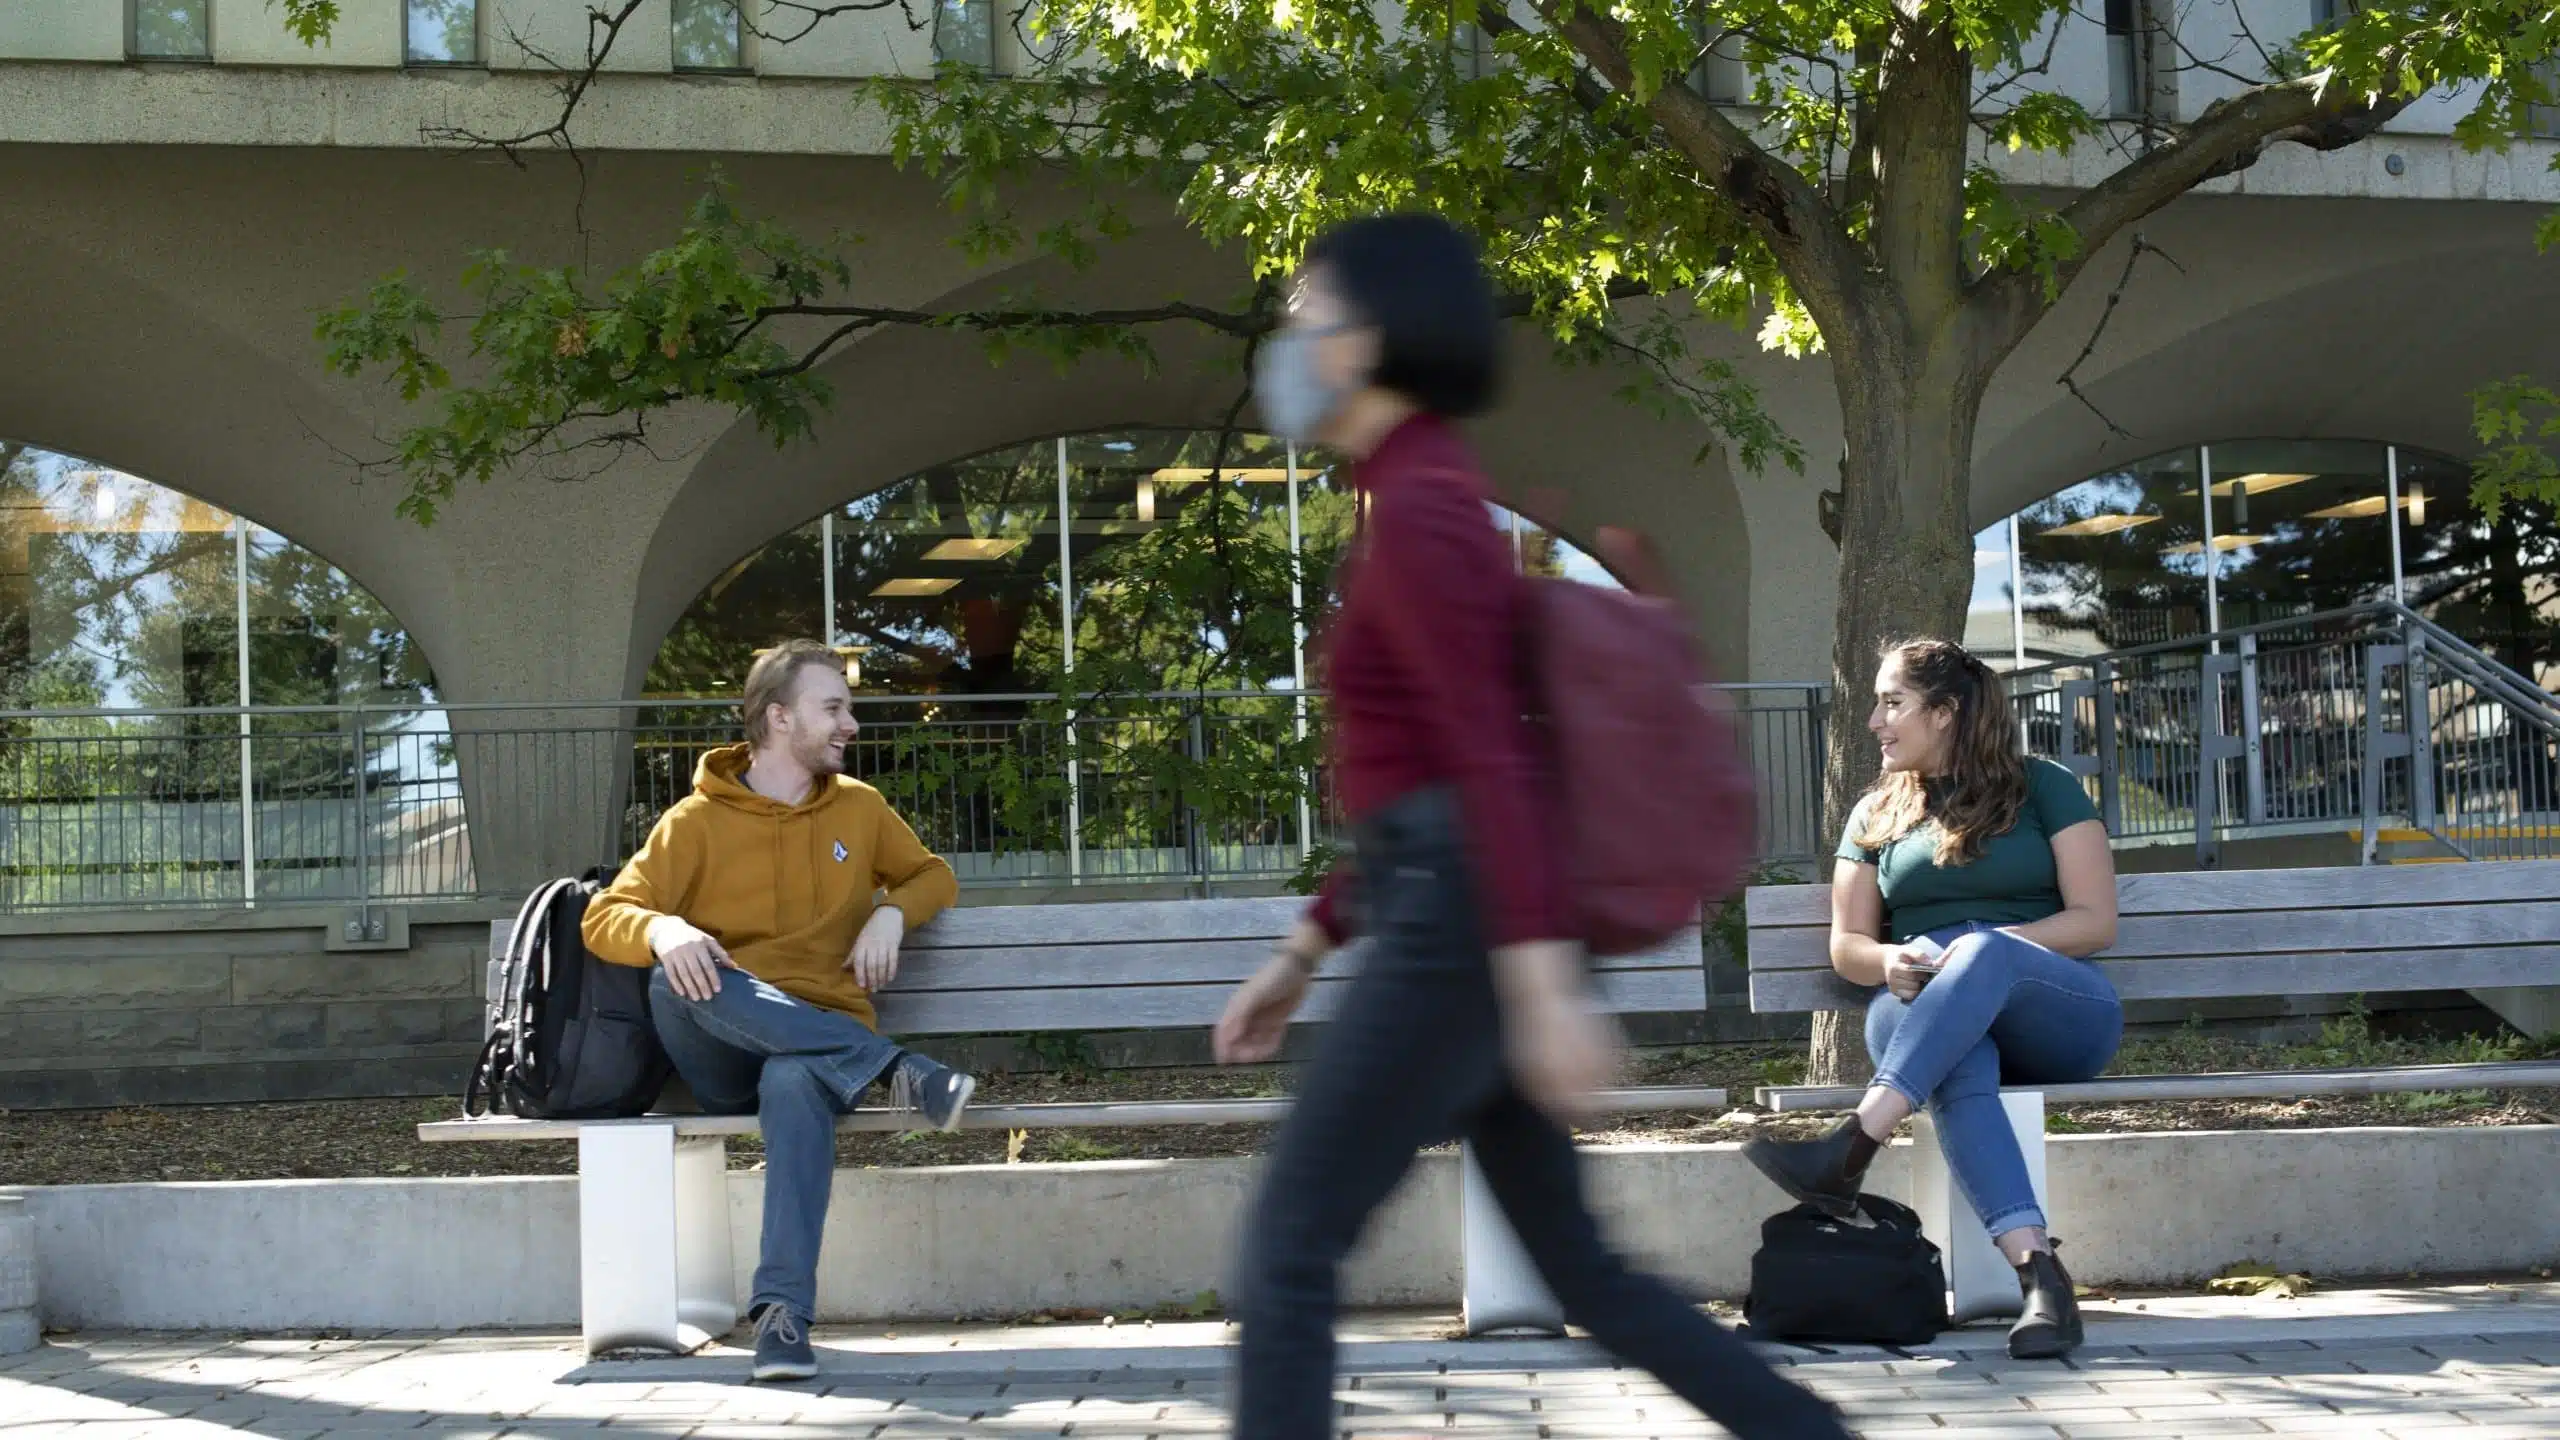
[269,0,341,46]
[317,180,850,525]
[2470,376,2560,522]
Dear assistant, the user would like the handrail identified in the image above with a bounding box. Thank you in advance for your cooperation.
[2004,601,2396,682]
[0,680,1832,725]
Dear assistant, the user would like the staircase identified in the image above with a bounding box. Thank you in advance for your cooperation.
[2005,600,2560,871]
[2008,605,2560,1038]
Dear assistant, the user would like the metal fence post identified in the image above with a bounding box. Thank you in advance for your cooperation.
[2196,653,2242,869]
[2093,659,2123,834]
[1186,703,1208,894]
[2238,632,2267,826]
[2407,630,2438,834]
[2360,641,2411,866]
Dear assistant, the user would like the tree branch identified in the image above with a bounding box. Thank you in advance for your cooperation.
[1973,73,2407,354]
[1527,0,1871,342]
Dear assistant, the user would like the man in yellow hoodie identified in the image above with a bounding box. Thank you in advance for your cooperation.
[583,639,969,1382]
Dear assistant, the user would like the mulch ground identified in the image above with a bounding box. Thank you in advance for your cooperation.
[3,1041,2551,1187]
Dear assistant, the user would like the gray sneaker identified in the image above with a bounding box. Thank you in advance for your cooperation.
[889,1055,977,1132]
[749,1303,816,1383]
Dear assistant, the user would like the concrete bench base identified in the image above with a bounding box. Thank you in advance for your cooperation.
[425,1086,1730,1354]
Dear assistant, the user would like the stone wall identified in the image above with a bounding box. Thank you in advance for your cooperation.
[0,904,507,1109]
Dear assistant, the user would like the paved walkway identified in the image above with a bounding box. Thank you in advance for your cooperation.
[2,1284,2554,1438]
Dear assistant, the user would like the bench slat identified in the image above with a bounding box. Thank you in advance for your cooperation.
[883,965,1708,1035]
[1743,901,2560,975]
[897,932,1701,992]
[1754,1060,2560,1111]
[1748,943,2560,1013]
[909,897,1306,949]
[1743,858,2560,928]
[416,1084,1734,1142]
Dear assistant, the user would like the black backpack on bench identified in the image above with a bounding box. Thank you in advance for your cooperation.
[1743,1194,1950,1348]
[465,868,674,1121]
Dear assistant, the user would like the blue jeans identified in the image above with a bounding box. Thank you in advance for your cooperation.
[1234,790,1849,1440]
[648,965,907,1323]
[1864,923,2123,1237]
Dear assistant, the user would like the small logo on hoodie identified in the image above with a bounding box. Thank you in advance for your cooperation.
[832,840,848,863]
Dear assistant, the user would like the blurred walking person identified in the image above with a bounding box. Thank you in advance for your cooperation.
[1212,213,1850,1440]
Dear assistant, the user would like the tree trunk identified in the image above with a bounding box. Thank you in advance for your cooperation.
[1804,356,1983,1087]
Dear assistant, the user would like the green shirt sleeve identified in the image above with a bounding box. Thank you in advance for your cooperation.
[2028,759,2103,834]
[1836,795,1882,866]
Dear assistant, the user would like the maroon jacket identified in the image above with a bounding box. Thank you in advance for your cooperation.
[1308,414,1566,948]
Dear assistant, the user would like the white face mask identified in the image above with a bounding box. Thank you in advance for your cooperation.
[1251,325,1353,445]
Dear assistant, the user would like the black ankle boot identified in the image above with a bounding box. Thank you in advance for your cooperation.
[2008,1246,2084,1360]
[1741,1115,1880,1219]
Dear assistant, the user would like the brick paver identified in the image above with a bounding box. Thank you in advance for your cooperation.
[0,1297,2552,1438]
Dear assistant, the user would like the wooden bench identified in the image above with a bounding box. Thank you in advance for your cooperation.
[422,896,1725,1354]
[1744,859,2560,1321]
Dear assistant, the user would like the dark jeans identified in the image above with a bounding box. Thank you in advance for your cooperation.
[1232,790,1849,1440]
[648,964,907,1323]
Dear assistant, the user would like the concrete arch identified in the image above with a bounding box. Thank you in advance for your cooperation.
[628,237,1755,688]
[1974,199,2560,524]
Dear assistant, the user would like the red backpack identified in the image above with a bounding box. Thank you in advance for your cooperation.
[1522,527,1758,956]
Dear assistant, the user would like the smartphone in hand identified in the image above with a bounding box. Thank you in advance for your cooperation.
[1902,936,1947,974]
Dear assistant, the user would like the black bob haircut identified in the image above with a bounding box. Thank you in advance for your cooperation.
[1302,213,1502,419]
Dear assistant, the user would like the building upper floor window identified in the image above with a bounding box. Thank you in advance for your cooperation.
[673,0,745,72]
[406,0,479,66]
[2104,0,2148,118]
[933,0,996,70]
[130,1,211,60]
[2532,60,2560,141]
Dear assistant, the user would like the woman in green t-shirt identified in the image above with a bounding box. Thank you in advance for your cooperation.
[1743,639,2123,1360]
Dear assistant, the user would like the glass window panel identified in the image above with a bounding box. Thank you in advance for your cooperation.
[2396,446,2560,688]
[406,0,479,64]
[2204,439,2399,628]
[0,450,237,711]
[932,0,995,69]
[2016,449,2209,660]
[132,1,211,59]
[1964,521,2018,667]
[643,521,823,697]
[1062,430,1305,693]
[672,0,744,71]
[1517,518,1627,589]
[836,447,1060,696]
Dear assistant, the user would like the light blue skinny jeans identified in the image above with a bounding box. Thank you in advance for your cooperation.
[1863,922,2123,1236]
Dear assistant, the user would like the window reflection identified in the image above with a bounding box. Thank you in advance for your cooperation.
[2017,450,2210,659]
[406,0,479,64]
[0,446,433,711]
[131,2,210,59]
[932,0,995,68]
[648,428,1626,700]
[2203,440,2400,627]
[2396,448,2560,687]
[672,0,744,70]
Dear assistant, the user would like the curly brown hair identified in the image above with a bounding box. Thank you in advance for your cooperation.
[1852,639,2027,867]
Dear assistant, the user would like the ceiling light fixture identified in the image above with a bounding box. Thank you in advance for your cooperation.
[922,537,1025,562]
[2161,535,2267,555]
[871,578,961,598]
[2037,514,2160,538]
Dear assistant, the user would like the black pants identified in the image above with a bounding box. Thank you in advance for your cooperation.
[1232,790,1849,1439]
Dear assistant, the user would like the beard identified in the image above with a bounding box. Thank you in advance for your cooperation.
[795,730,847,777]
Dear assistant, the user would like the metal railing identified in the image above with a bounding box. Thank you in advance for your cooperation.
[2007,601,2560,866]
[0,683,1831,915]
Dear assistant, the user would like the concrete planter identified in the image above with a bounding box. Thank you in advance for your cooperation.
[12,1124,2560,1332]
[0,1194,36,1353]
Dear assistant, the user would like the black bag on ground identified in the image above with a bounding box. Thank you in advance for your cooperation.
[1743,1194,1950,1347]
[465,868,673,1120]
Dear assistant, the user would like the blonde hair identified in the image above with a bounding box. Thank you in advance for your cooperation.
[1852,639,2028,867]
[741,640,841,748]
